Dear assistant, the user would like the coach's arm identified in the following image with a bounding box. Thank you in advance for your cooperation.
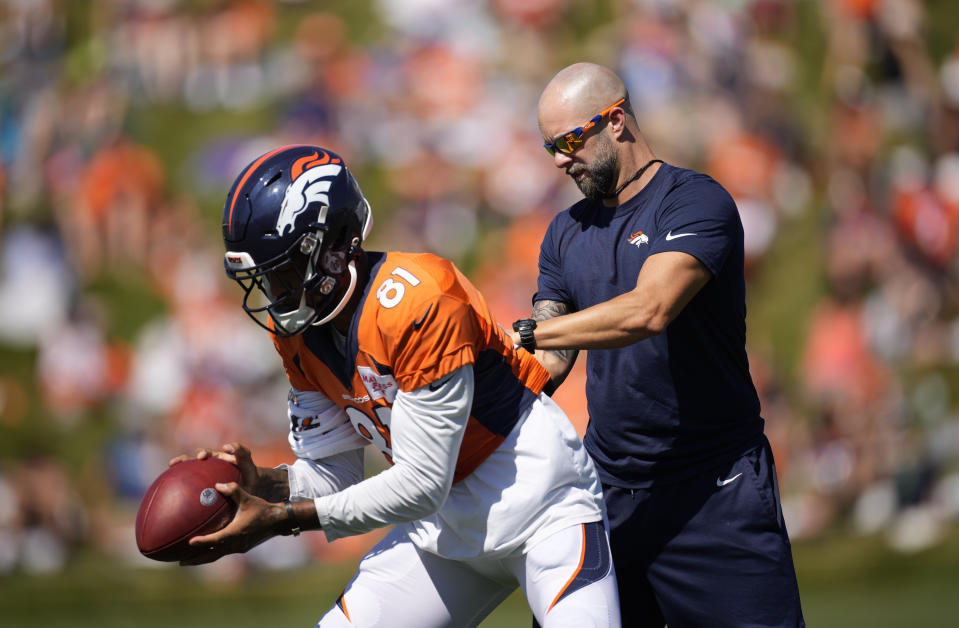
[515,251,711,356]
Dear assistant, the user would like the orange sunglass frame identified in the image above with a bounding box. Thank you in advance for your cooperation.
[543,97,627,156]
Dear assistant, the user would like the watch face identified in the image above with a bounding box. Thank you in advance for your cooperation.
[513,318,536,332]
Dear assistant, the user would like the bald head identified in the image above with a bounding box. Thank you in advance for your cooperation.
[538,63,629,129]
[538,63,657,205]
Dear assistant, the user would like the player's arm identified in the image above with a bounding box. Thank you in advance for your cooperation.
[311,364,473,541]
[517,251,711,350]
[282,387,368,499]
[529,299,579,395]
[246,460,291,502]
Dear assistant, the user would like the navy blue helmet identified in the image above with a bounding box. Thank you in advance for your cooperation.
[222,145,372,336]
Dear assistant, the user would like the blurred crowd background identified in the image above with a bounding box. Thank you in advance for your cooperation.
[2,0,959,582]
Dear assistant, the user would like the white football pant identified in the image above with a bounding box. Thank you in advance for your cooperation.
[316,520,620,627]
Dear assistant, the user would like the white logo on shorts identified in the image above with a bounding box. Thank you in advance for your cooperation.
[716,472,743,487]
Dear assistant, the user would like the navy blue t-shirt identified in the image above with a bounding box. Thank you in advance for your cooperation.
[535,164,763,488]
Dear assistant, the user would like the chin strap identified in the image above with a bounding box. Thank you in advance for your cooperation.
[604,159,663,200]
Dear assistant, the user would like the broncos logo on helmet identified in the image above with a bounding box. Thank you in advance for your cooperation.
[277,151,343,236]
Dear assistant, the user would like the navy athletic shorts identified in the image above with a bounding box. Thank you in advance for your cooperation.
[603,435,805,627]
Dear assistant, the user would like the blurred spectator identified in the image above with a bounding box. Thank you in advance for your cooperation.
[70,136,165,276]
[0,223,74,346]
[36,298,121,425]
[0,458,87,574]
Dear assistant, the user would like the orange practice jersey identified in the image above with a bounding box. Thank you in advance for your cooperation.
[272,251,550,483]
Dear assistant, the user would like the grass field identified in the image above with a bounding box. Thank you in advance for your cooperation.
[2,527,959,627]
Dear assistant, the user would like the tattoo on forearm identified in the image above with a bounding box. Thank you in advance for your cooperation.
[257,467,291,502]
[531,300,576,364]
[531,300,569,322]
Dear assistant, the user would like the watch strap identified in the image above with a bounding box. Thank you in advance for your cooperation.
[512,318,537,353]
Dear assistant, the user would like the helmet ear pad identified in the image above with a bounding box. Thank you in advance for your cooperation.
[302,227,363,327]
[306,259,358,326]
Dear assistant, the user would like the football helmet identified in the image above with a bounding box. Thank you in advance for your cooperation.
[222,145,373,336]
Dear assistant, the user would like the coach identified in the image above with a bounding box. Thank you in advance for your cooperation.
[510,62,805,627]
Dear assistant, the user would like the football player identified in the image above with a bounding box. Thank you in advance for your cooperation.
[174,145,619,627]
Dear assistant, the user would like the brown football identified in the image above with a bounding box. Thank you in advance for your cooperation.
[135,458,241,562]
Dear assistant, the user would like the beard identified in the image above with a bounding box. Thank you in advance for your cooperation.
[568,137,618,200]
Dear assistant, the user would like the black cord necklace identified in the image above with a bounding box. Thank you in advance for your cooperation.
[604,158,663,200]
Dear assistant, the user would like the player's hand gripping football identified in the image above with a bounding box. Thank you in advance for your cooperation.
[181,475,288,565]
[169,442,260,494]
[169,443,290,566]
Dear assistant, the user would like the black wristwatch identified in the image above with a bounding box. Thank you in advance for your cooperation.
[512,318,537,353]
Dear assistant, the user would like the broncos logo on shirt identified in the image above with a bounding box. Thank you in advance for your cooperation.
[271,251,550,482]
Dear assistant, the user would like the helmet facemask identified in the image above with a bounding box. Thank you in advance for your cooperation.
[225,203,368,337]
